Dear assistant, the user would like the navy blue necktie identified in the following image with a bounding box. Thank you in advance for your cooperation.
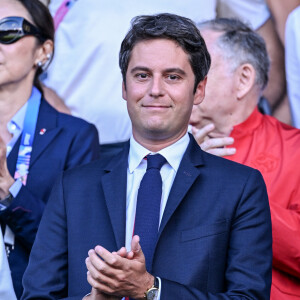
[134,154,166,272]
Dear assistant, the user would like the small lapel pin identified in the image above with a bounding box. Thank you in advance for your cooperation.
[39,128,47,135]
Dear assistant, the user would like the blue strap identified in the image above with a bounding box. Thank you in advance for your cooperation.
[14,87,41,185]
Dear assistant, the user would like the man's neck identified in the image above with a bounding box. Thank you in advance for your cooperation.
[132,129,188,153]
[213,98,258,137]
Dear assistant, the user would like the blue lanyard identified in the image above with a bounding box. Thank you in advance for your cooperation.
[14,87,41,185]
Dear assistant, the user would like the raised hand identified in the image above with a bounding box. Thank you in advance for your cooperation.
[0,135,15,199]
[191,123,236,157]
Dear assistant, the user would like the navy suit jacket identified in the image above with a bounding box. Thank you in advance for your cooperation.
[0,99,99,298]
[22,136,272,299]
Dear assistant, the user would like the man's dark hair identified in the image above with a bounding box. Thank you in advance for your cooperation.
[119,13,211,93]
[198,18,270,89]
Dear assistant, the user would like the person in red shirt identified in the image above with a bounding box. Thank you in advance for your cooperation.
[190,18,300,300]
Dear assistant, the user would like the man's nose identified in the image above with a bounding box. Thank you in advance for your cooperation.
[149,77,164,97]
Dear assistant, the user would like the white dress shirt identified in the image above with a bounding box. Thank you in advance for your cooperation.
[124,132,190,299]
[0,104,26,212]
[125,132,190,251]
[1,104,27,255]
[6,102,27,199]
[0,234,17,299]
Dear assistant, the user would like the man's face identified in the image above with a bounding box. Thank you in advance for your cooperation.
[123,38,206,146]
[190,30,237,137]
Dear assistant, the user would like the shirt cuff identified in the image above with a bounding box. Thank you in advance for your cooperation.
[9,179,23,198]
[0,180,22,211]
[82,292,91,299]
[156,277,161,300]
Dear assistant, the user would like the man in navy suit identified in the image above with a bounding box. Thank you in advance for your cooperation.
[22,13,272,300]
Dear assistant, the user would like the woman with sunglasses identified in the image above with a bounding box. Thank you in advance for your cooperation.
[0,0,100,298]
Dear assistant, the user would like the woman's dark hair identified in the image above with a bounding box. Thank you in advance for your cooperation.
[119,13,211,93]
[18,0,55,94]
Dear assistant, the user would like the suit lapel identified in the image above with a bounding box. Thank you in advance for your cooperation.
[158,136,204,238]
[29,100,61,168]
[100,137,204,251]
[101,142,129,249]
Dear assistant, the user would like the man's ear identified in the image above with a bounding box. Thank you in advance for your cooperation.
[235,63,256,100]
[193,76,207,105]
[122,81,127,101]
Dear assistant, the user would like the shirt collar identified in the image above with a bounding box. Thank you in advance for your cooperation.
[7,102,28,135]
[128,132,190,173]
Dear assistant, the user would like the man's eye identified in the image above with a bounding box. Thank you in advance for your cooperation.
[136,73,148,79]
[167,74,180,80]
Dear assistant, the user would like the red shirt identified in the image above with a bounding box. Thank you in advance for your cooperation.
[225,108,300,299]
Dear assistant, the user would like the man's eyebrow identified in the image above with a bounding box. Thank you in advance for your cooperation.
[130,67,187,76]
[130,66,151,74]
[164,68,187,76]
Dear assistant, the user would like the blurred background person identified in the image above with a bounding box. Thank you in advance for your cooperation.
[190,18,300,300]
[285,4,300,128]
[39,0,50,6]
[217,0,290,124]
[265,0,300,45]
[0,0,99,298]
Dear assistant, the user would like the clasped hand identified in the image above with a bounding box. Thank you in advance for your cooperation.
[85,235,154,300]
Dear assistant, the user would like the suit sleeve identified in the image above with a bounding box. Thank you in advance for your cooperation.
[22,171,98,300]
[21,174,69,299]
[64,122,99,169]
[271,201,300,278]
[159,169,272,300]
[0,122,99,251]
[0,186,45,250]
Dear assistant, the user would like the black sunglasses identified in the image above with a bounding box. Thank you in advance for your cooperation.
[0,16,46,44]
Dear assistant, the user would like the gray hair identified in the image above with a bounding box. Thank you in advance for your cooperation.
[198,18,270,89]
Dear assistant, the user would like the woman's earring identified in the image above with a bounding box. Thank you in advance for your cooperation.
[37,61,43,68]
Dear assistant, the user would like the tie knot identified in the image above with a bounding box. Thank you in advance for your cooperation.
[146,154,166,171]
